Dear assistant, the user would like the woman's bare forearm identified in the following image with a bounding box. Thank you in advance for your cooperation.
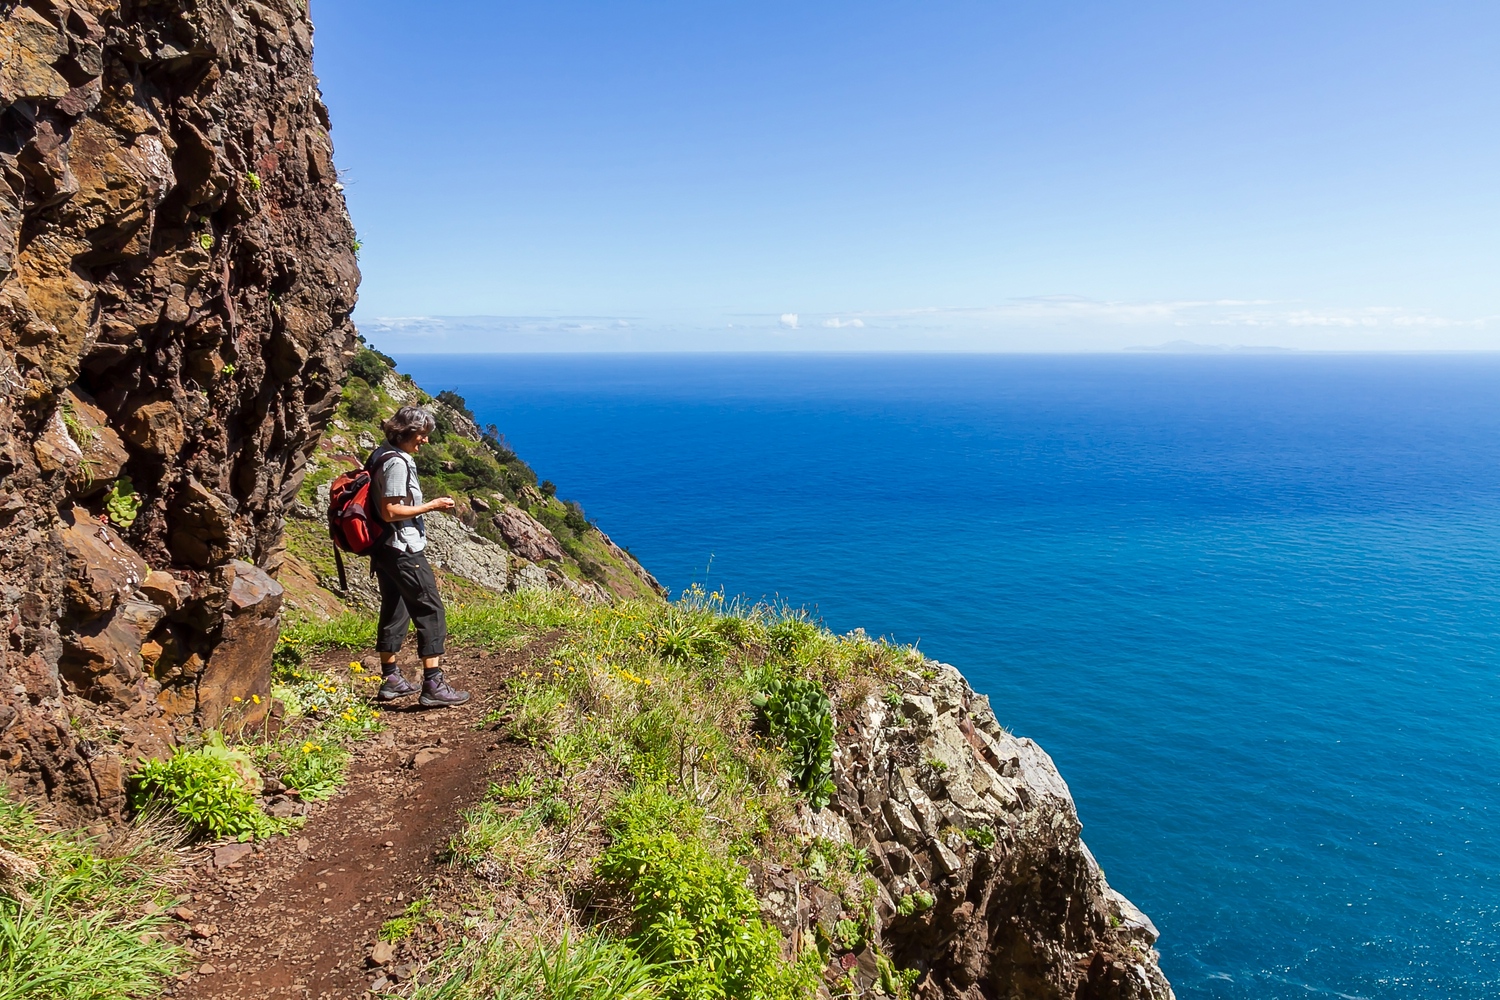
[380,497,454,521]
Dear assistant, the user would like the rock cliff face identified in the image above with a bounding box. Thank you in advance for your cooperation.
[1,0,358,819]
[755,662,1174,999]
[827,664,1174,999]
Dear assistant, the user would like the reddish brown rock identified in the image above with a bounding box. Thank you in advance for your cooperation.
[57,507,147,617]
[196,562,282,730]
[1,0,359,816]
[120,395,185,459]
[33,390,129,489]
[493,505,565,563]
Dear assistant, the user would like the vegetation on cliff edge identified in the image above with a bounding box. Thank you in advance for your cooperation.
[289,585,928,999]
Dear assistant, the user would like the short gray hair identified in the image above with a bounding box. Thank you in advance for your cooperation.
[382,405,436,445]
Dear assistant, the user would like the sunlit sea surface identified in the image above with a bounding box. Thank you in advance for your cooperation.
[397,352,1500,1000]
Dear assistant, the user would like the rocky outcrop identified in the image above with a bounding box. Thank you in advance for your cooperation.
[1,0,358,819]
[823,663,1173,999]
[492,503,564,563]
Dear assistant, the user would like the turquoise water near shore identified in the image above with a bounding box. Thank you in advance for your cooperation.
[396,352,1500,999]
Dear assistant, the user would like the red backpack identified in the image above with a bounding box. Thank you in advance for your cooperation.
[327,448,395,589]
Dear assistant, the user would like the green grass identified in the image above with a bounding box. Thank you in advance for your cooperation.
[279,612,380,652]
[403,930,660,1000]
[379,897,437,942]
[404,583,925,997]
[0,799,186,999]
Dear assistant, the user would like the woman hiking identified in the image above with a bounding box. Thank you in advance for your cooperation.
[368,405,471,708]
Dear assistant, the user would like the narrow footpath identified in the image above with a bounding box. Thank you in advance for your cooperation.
[163,642,540,1000]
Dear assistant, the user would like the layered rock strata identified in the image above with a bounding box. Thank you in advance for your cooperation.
[759,662,1175,999]
[1,0,358,818]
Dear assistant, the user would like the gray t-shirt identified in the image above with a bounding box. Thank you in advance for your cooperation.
[372,447,426,552]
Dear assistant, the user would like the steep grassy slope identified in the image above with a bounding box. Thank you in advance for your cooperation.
[276,344,663,620]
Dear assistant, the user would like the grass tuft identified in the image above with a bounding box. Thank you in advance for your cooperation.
[0,799,186,999]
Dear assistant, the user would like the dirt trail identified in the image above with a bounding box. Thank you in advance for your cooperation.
[164,643,538,1000]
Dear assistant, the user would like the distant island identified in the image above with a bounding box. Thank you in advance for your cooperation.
[1125,340,1298,353]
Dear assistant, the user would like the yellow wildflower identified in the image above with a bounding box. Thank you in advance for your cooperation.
[251,695,262,705]
[232,696,242,703]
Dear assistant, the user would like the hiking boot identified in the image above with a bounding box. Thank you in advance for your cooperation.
[419,671,471,708]
[377,672,420,701]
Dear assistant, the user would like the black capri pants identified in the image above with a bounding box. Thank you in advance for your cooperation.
[372,546,447,659]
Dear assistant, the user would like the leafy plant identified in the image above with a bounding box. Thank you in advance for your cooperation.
[597,827,817,1000]
[278,739,349,801]
[128,736,278,840]
[104,478,143,529]
[965,825,996,850]
[245,170,261,191]
[351,238,362,259]
[877,955,922,1000]
[833,917,863,950]
[751,676,836,809]
[197,232,214,251]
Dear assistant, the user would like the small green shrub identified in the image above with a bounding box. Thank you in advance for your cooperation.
[752,676,835,809]
[129,738,277,840]
[345,348,390,386]
[766,618,817,659]
[459,453,501,488]
[965,825,996,850]
[345,378,379,421]
[597,827,817,1000]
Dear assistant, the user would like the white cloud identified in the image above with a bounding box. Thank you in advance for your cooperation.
[779,313,799,329]
[821,317,865,328]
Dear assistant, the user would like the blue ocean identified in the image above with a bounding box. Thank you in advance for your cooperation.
[397,352,1500,1000]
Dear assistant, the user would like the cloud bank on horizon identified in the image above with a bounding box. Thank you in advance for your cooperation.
[362,299,1496,354]
[313,1,1499,353]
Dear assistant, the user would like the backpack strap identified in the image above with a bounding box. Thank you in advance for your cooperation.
[365,445,404,522]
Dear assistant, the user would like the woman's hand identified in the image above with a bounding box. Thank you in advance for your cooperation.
[425,496,456,513]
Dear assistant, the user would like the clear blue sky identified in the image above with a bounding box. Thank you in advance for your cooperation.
[310,1,1498,351]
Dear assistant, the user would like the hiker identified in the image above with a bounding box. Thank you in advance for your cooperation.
[367,405,471,708]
